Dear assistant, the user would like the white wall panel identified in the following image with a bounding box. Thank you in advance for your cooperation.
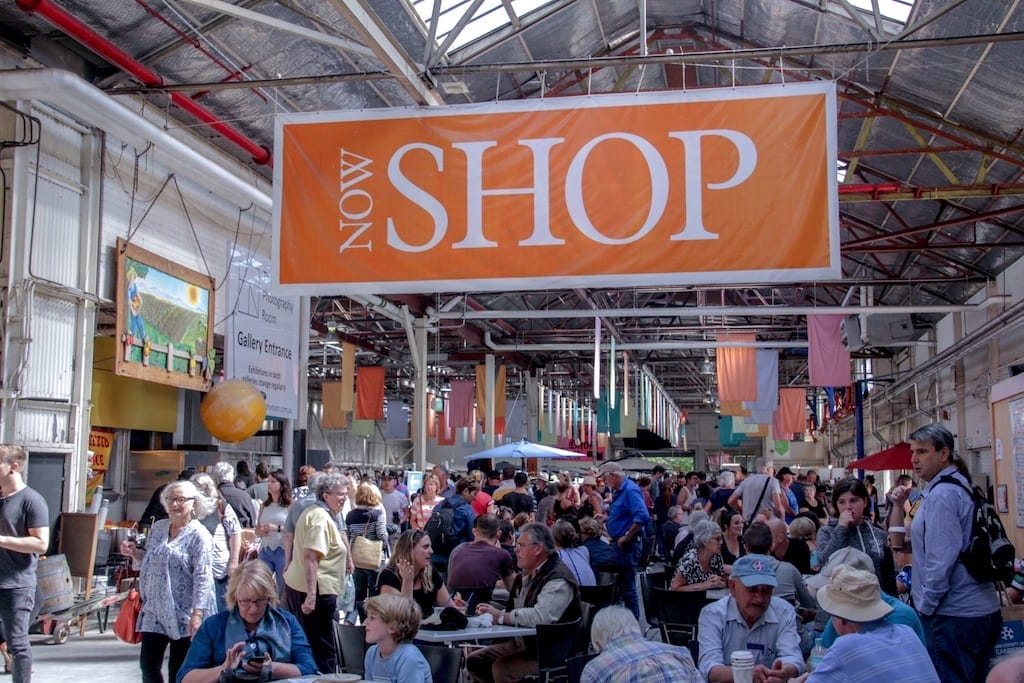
[24,106,86,287]
[15,403,71,447]
[22,292,76,400]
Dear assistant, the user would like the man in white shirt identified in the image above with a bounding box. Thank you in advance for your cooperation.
[379,469,410,534]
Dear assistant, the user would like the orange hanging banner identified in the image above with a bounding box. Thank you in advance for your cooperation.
[355,366,386,420]
[274,82,838,293]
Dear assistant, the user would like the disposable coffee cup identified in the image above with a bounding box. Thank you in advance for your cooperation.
[888,526,906,550]
[731,650,755,683]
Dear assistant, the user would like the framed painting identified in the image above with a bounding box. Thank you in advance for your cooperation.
[114,238,215,391]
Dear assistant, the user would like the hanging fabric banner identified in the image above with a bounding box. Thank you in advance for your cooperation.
[716,332,757,402]
[744,349,779,424]
[385,399,408,439]
[448,379,476,427]
[321,381,348,429]
[275,82,839,293]
[355,366,385,420]
[776,387,807,435]
[808,314,852,387]
[340,342,356,412]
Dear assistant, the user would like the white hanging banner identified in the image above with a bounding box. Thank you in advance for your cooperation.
[225,245,301,419]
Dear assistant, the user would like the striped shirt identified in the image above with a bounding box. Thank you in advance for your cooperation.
[807,622,938,682]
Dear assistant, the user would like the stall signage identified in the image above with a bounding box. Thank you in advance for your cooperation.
[88,428,114,472]
[273,81,838,293]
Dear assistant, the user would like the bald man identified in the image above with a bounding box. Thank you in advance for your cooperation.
[768,517,812,575]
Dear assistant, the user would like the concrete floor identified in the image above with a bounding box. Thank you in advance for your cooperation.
[27,617,141,683]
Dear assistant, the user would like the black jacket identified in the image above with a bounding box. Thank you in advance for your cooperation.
[219,482,257,528]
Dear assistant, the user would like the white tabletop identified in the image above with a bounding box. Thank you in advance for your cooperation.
[415,623,536,644]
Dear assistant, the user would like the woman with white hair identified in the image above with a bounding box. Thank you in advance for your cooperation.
[120,479,217,683]
[670,519,727,592]
[581,606,700,683]
[705,469,736,514]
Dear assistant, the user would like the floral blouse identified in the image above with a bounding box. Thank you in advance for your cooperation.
[137,518,216,640]
[674,547,725,586]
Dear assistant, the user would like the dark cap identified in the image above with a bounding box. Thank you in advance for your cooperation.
[776,466,795,477]
[381,469,399,479]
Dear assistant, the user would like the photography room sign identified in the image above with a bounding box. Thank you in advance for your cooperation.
[272,81,838,294]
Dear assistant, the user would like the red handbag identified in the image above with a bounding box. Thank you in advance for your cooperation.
[113,584,143,644]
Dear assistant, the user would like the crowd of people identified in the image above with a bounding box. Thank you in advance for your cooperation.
[82,421,1019,682]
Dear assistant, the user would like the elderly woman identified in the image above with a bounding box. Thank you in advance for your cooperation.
[670,519,727,592]
[376,530,461,618]
[408,473,442,531]
[816,477,896,595]
[579,516,618,571]
[120,479,216,683]
[345,482,390,622]
[282,471,351,675]
[178,561,316,682]
[191,472,243,612]
[551,519,597,586]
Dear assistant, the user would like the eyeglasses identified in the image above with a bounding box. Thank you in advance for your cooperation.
[167,497,194,506]
[236,597,269,609]
[515,542,538,551]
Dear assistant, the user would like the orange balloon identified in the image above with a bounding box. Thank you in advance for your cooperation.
[200,379,267,442]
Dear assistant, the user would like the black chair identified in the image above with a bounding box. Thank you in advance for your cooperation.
[533,617,582,683]
[566,652,598,683]
[333,622,367,675]
[651,586,706,646]
[578,581,617,611]
[639,570,668,637]
[415,643,463,683]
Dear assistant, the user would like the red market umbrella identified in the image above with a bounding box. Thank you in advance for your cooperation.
[846,442,912,471]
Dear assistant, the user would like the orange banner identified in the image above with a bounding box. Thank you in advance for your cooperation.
[274,82,837,293]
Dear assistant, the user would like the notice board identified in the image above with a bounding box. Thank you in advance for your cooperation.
[992,373,1024,551]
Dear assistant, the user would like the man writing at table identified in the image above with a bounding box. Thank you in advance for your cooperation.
[469,523,581,683]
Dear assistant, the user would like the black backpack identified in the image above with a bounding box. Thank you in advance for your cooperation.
[424,499,458,556]
[936,475,1016,584]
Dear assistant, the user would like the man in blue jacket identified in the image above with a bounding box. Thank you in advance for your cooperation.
[597,461,650,618]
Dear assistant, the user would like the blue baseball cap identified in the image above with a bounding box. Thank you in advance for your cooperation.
[731,554,778,588]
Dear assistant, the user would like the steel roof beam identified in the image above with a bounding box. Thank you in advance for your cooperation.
[328,0,446,106]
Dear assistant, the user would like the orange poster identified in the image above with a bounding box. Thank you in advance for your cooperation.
[273,82,838,293]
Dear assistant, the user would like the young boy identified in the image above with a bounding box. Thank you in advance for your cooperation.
[362,594,432,682]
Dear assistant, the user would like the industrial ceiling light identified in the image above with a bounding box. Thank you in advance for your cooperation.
[701,349,715,375]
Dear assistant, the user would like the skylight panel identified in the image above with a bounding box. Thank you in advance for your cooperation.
[409,0,557,54]
[845,0,915,26]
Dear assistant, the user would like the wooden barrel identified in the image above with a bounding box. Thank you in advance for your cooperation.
[37,554,75,614]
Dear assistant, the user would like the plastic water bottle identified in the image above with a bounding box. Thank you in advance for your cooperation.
[808,638,828,671]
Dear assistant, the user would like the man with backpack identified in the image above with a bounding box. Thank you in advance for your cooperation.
[426,477,478,579]
[908,423,1001,683]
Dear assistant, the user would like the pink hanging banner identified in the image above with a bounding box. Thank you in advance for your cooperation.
[808,315,852,387]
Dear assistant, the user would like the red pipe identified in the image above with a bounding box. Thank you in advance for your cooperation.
[17,0,272,166]
[838,183,901,194]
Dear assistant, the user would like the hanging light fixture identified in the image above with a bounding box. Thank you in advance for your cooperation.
[701,350,715,376]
